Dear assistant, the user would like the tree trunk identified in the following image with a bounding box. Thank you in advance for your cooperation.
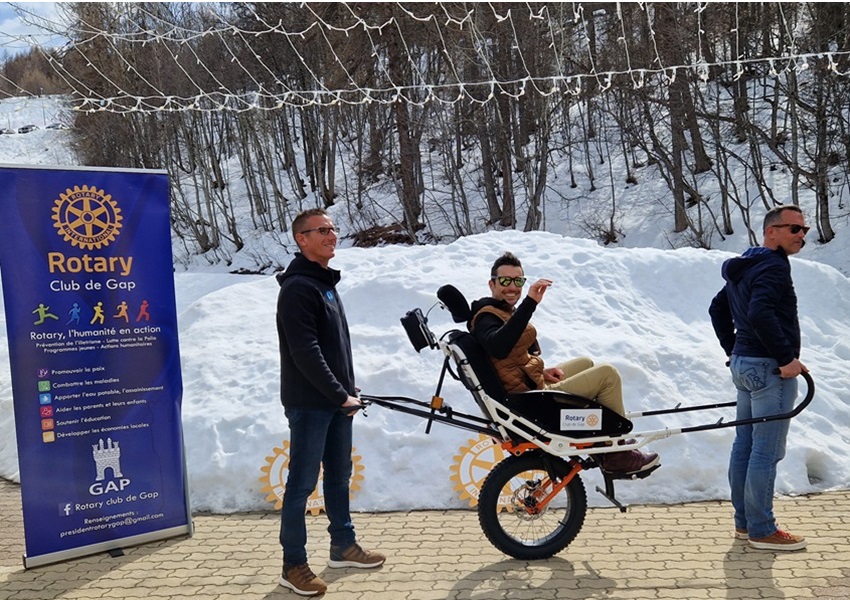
[387,23,421,229]
[814,64,836,243]
[477,110,502,224]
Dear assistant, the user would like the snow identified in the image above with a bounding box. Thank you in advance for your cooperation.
[1,96,849,514]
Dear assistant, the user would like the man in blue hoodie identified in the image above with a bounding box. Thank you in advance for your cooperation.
[709,205,809,551]
[276,208,385,596]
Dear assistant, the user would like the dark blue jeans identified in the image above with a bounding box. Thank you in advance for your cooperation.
[280,407,356,566]
[728,355,797,539]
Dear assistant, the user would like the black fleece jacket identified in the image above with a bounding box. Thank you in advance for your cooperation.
[276,253,355,409]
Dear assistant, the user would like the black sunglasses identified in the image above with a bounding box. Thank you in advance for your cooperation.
[771,223,810,235]
[492,276,526,287]
[300,226,340,236]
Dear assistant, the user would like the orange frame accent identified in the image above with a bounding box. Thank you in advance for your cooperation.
[497,439,584,513]
[530,461,583,512]
[500,440,539,456]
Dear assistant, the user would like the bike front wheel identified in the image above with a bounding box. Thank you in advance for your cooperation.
[478,452,587,560]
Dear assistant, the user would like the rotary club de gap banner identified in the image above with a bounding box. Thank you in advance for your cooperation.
[0,165,191,568]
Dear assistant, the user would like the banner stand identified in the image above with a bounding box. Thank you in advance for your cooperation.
[0,164,193,568]
[24,524,193,569]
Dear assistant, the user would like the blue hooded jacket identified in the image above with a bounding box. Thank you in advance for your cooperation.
[708,246,801,366]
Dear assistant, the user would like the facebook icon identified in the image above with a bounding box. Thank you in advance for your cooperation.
[58,503,73,517]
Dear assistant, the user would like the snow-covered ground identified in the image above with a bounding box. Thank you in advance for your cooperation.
[1,95,849,514]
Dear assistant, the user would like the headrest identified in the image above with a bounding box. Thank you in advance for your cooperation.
[437,284,471,323]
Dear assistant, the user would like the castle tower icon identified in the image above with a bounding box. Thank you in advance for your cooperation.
[92,438,123,481]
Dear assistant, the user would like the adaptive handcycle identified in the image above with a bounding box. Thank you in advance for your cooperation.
[358,285,815,560]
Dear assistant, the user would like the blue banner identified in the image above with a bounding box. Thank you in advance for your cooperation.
[0,166,191,568]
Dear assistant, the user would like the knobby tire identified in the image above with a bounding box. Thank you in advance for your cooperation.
[478,452,587,560]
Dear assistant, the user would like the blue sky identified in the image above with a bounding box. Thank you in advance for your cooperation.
[0,2,64,57]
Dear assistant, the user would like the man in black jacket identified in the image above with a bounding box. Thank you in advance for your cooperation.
[470,252,658,475]
[276,208,384,596]
[709,204,809,552]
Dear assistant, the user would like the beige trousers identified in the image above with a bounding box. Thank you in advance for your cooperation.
[544,356,625,417]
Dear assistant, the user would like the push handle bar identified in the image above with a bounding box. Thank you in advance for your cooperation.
[679,370,814,434]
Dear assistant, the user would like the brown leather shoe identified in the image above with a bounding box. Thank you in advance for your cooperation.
[328,542,386,569]
[736,521,780,540]
[599,449,659,474]
[748,529,806,551]
[280,563,327,596]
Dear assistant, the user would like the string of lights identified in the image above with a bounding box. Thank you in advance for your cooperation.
[0,2,846,114]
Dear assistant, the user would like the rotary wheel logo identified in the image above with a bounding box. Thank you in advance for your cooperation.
[52,185,123,250]
[259,440,364,515]
[450,434,510,509]
[586,414,600,427]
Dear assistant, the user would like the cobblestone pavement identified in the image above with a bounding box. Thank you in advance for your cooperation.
[2,478,849,599]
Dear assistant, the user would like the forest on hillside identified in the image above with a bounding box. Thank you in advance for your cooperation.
[3,3,850,262]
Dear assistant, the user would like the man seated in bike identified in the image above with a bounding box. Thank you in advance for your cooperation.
[469,251,659,475]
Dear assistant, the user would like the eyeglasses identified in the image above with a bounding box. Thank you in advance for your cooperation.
[771,223,810,235]
[299,226,340,236]
[492,276,527,287]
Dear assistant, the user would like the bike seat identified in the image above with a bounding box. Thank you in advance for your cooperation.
[501,390,633,438]
[444,329,632,439]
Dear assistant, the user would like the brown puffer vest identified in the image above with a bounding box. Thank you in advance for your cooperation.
[470,304,545,393]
